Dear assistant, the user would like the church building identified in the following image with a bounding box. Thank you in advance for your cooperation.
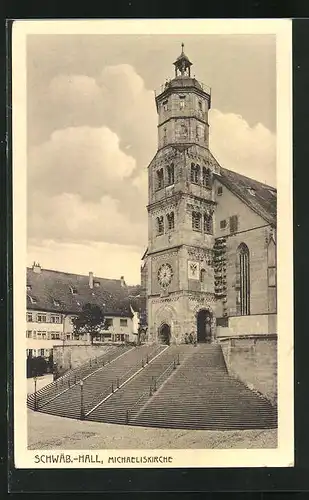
[141,45,277,345]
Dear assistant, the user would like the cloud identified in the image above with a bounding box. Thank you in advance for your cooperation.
[27,64,276,282]
[209,109,276,186]
[27,240,143,285]
[28,126,137,202]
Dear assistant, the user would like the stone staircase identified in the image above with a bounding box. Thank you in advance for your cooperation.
[132,344,277,430]
[87,345,193,425]
[35,344,164,419]
[27,345,128,410]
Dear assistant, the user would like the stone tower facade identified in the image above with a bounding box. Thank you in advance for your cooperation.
[146,45,220,345]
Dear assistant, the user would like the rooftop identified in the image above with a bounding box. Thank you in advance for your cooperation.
[26,266,143,317]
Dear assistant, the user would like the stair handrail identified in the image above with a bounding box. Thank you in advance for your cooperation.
[125,356,180,424]
[27,345,124,405]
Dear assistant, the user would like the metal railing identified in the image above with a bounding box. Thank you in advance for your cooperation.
[125,354,181,425]
[27,346,126,410]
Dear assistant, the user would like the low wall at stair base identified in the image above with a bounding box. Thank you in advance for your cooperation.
[219,336,277,407]
[53,344,113,379]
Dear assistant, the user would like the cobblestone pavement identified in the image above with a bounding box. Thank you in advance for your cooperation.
[28,409,277,450]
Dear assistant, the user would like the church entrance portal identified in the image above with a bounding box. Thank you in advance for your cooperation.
[159,323,171,345]
[196,310,212,343]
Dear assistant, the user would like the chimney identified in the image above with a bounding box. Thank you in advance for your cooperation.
[89,271,94,289]
[32,261,41,274]
[120,276,126,288]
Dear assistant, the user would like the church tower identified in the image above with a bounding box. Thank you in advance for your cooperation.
[146,45,220,345]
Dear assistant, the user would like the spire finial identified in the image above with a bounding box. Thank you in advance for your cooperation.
[181,42,184,53]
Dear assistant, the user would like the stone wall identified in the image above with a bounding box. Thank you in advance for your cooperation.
[219,337,277,406]
[53,344,113,379]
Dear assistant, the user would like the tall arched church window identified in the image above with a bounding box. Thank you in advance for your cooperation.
[236,243,250,315]
[166,212,175,230]
[190,163,200,183]
[166,164,174,185]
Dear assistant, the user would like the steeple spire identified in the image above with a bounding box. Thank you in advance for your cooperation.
[173,43,193,78]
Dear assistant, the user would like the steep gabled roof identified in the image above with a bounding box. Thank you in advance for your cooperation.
[26,267,134,317]
[215,166,277,226]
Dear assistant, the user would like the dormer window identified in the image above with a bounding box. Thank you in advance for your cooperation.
[247,187,256,196]
[93,281,100,288]
[53,299,60,307]
[26,284,32,291]
[69,286,77,295]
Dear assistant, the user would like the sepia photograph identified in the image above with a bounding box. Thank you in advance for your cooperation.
[12,19,293,468]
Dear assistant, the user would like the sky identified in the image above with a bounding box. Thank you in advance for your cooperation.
[27,34,276,285]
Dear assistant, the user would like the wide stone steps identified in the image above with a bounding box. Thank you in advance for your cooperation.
[132,344,277,430]
[38,345,164,419]
[87,345,192,425]
[27,345,128,410]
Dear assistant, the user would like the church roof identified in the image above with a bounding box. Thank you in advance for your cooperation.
[215,167,277,226]
[165,77,203,91]
[26,267,135,317]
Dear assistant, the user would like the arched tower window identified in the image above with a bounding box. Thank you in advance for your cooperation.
[157,216,164,235]
[156,168,164,189]
[203,213,213,234]
[166,212,175,231]
[166,164,174,185]
[191,163,200,183]
[202,167,212,188]
[236,243,250,315]
[200,268,206,283]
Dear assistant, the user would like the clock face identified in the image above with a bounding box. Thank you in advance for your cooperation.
[157,263,173,287]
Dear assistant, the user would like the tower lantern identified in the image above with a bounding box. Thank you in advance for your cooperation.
[173,43,193,77]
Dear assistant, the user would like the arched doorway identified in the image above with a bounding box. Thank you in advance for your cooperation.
[159,323,171,345]
[196,309,212,343]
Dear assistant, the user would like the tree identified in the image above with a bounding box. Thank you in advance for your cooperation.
[71,303,106,345]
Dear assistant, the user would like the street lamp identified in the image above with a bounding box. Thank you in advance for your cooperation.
[33,376,38,411]
[80,379,84,420]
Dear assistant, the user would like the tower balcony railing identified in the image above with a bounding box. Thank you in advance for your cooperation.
[155,80,211,97]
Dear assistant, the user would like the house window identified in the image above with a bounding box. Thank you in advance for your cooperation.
[37,314,47,323]
[220,220,227,229]
[105,318,113,328]
[166,164,174,185]
[230,215,238,234]
[156,168,164,189]
[26,312,33,322]
[27,349,33,358]
[217,186,223,196]
[66,334,71,340]
[157,216,164,235]
[120,319,128,327]
[236,243,250,315]
[26,330,32,338]
[190,163,200,183]
[42,332,46,340]
[192,211,202,231]
[204,213,213,234]
[32,331,37,339]
[50,315,61,324]
[167,212,175,231]
[202,167,212,188]
[51,332,61,340]
[39,349,45,357]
